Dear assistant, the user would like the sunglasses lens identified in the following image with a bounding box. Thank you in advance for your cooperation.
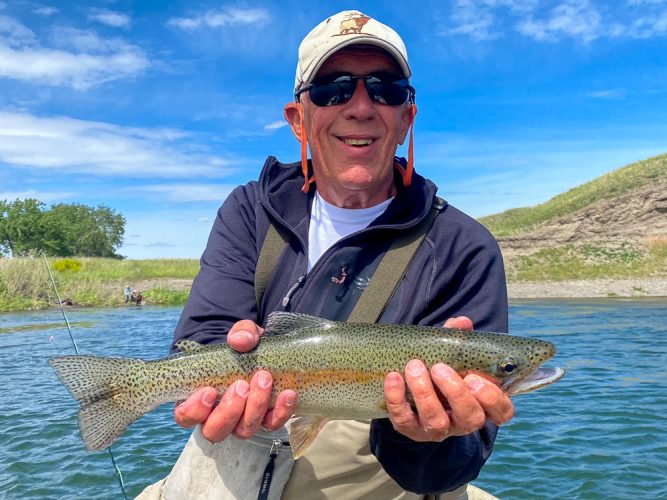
[306,76,412,107]
[309,80,356,106]
[367,78,411,105]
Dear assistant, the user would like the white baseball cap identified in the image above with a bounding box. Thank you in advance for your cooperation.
[294,10,411,93]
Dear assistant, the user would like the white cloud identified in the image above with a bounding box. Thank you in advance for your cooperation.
[0,15,37,46]
[168,7,270,30]
[444,0,539,41]
[516,0,602,43]
[0,189,73,203]
[33,6,59,17]
[143,183,236,202]
[50,27,130,52]
[0,111,236,179]
[88,9,131,29]
[264,120,287,131]
[610,12,667,38]
[586,89,626,100]
[0,16,147,89]
[627,0,667,4]
[445,0,497,41]
[445,0,667,43]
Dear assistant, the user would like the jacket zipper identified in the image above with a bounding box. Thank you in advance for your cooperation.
[282,274,306,308]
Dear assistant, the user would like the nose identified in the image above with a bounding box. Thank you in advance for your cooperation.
[342,78,375,119]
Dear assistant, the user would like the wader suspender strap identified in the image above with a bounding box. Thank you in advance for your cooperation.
[255,196,445,323]
[255,222,290,320]
[347,196,445,324]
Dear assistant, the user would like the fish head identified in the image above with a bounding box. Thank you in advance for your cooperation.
[474,335,564,396]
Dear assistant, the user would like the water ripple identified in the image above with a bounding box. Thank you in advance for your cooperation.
[1,301,666,498]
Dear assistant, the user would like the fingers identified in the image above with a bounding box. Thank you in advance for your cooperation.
[232,371,273,439]
[200,379,251,442]
[464,374,514,426]
[177,320,295,444]
[385,360,516,443]
[227,319,264,353]
[174,387,218,428]
[384,363,451,442]
[196,370,297,442]
[384,371,421,432]
[431,364,486,436]
[443,316,473,330]
[262,390,298,431]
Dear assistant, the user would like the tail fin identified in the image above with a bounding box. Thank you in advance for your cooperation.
[49,355,147,451]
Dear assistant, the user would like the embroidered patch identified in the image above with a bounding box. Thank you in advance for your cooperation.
[337,14,371,36]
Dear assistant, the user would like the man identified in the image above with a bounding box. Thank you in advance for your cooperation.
[142,10,513,500]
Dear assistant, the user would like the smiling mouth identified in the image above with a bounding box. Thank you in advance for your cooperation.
[340,137,375,147]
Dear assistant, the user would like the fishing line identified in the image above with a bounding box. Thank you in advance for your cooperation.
[43,253,129,500]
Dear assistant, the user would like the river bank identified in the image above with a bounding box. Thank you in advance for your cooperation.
[1,257,665,312]
[508,277,667,299]
[147,277,667,300]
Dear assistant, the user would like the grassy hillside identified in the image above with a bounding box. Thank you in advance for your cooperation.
[479,153,667,237]
[504,239,666,282]
[0,257,199,312]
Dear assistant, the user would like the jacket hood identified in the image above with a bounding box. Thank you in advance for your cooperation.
[257,156,440,234]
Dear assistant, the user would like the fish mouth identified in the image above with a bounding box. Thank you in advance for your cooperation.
[504,366,565,396]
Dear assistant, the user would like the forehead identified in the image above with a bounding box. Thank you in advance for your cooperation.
[315,46,403,78]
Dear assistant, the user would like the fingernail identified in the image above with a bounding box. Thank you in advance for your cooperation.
[257,371,272,389]
[235,380,249,397]
[238,330,257,343]
[202,390,217,407]
[284,393,296,407]
[406,360,426,377]
[466,375,486,392]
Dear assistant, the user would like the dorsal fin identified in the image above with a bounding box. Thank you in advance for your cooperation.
[174,339,206,353]
[264,312,335,335]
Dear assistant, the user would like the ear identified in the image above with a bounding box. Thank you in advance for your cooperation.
[284,102,304,142]
[397,104,416,146]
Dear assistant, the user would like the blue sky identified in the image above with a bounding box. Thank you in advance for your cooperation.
[1,0,666,259]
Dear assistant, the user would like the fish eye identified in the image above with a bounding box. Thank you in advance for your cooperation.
[498,359,517,375]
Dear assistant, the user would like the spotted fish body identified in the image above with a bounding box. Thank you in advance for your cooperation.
[49,312,564,454]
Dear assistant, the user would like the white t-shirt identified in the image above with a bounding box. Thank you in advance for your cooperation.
[307,192,394,272]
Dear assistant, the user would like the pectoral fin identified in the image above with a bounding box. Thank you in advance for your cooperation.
[288,416,329,459]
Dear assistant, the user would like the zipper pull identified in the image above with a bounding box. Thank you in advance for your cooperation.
[282,275,306,308]
[269,438,282,456]
[257,439,283,500]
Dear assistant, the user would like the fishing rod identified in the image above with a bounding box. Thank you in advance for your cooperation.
[43,253,128,500]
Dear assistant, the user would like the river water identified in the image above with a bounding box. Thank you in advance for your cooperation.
[0,300,665,499]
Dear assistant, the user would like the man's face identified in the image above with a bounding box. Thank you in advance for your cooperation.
[285,49,413,208]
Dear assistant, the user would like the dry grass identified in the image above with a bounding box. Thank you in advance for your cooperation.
[0,257,199,312]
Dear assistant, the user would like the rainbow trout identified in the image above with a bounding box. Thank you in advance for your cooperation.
[49,312,564,456]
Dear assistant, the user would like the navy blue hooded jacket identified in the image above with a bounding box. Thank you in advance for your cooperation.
[173,156,508,494]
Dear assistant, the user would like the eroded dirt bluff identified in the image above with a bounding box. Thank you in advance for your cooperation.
[496,177,667,261]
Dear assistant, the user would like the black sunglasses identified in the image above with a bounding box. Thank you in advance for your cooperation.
[295,73,415,107]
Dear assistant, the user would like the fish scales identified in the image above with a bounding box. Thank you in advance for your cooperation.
[49,312,564,453]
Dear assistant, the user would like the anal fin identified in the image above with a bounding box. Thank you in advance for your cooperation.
[288,416,329,459]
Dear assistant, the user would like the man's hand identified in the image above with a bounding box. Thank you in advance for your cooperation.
[173,320,297,442]
[383,316,514,442]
